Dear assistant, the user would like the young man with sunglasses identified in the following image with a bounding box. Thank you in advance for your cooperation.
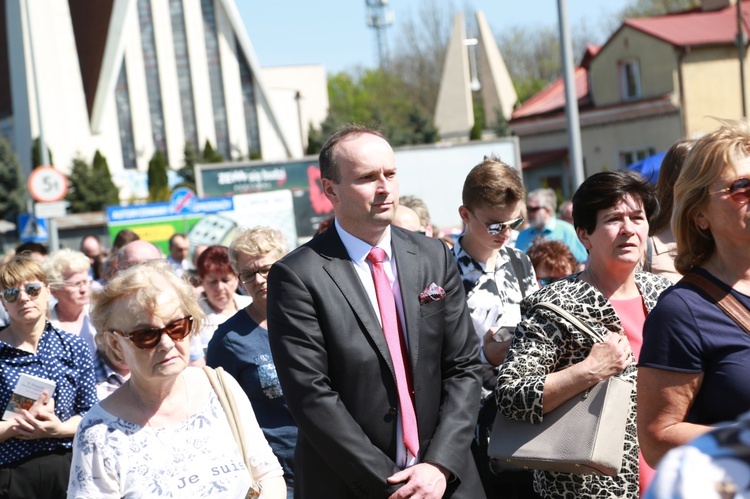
[515,188,588,265]
[453,157,540,498]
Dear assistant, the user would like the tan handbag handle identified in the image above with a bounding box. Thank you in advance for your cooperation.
[528,301,607,343]
[204,366,261,498]
[681,272,750,335]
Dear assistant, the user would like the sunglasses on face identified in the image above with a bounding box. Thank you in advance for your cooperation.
[238,265,273,284]
[112,316,193,349]
[711,178,750,205]
[484,217,525,235]
[1,282,43,303]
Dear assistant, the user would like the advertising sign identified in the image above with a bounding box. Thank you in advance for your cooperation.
[196,158,332,239]
[106,192,297,254]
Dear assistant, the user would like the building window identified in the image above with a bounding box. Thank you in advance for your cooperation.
[619,147,655,169]
[620,59,641,101]
[137,0,168,164]
[201,0,230,160]
[236,36,260,159]
[115,61,137,170]
[169,0,198,152]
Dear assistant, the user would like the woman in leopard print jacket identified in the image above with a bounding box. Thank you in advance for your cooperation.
[496,171,671,498]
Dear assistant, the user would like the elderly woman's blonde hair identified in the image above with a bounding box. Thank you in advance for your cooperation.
[90,261,204,363]
[44,248,91,289]
[228,227,288,274]
[673,118,750,274]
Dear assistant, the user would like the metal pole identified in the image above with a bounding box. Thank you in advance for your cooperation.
[738,0,747,117]
[24,0,59,250]
[295,91,305,154]
[557,0,585,189]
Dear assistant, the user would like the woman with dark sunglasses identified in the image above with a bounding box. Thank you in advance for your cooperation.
[68,260,286,498]
[496,171,670,498]
[639,119,750,468]
[0,254,97,498]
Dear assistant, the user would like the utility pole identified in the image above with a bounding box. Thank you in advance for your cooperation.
[738,0,747,117]
[365,0,394,69]
[557,0,585,189]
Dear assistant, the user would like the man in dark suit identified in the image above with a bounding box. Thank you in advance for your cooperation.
[267,125,484,498]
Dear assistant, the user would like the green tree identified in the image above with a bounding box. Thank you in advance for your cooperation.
[618,0,699,20]
[31,137,54,169]
[65,151,120,213]
[147,150,170,202]
[175,142,198,191]
[202,140,224,163]
[493,109,511,137]
[306,123,325,155]
[324,68,439,147]
[0,136,26,222]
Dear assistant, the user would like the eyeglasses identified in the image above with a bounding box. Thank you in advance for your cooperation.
[112,316,193,349]
[526,206,545,213]
[62,279,90,290]
[1,282,44,303]
[238,265,273,284]
[481,217,524,235]
[710,178,750,205]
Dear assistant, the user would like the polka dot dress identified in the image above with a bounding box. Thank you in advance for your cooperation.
[0,322,98,466]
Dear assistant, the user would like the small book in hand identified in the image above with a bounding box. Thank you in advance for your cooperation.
[2,373,56,421]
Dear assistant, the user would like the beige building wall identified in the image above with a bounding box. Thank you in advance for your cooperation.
[581,113,683,174]
[590,27,678,107]
[681,46,750,135]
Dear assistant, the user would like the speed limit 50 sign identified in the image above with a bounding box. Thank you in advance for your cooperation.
[28,166,68,203]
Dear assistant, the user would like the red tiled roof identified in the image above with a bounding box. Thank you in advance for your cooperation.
[511,66,589,120]
[520,148,568,170]
[624,1,750,47]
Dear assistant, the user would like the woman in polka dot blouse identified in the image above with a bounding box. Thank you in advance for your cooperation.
[0,254,98,498]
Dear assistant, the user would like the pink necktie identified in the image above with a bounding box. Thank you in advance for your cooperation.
[367,247,419,457]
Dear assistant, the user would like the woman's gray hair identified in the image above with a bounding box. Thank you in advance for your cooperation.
[44,248,91,288]
[90,260,205,363]
[228,226,288,273]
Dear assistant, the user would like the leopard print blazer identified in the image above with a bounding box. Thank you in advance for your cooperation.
[495,271,670,498]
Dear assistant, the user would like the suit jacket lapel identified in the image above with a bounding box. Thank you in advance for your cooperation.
[392,229,421,370]
[319,227,395,373]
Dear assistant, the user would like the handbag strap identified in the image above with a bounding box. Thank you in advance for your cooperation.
[203,366,262,498]
[680,272,750,335]
[528,301,606,343]
[204,366,247,459]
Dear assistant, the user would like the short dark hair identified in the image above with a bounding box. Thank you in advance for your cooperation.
[169,233,187,249]
[112,229,140,253]
[15,242,48,257]
[461,156,525,211]
[572,171,657,235]
[319,124,386,183]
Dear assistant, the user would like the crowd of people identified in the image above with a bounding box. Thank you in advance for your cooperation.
[1,118,749,498]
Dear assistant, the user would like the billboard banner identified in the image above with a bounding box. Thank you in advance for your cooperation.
[196,159,332,239]
[106,191,297,254]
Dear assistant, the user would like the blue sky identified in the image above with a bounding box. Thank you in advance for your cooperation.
[238,0,632,73]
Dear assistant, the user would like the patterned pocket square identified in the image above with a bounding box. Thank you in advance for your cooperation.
[419,282,446,305]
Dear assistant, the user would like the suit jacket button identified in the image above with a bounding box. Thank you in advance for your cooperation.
[389,407,397,415]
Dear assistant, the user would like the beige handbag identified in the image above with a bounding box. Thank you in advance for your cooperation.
[488,301,633,477]
[204,366,262,499]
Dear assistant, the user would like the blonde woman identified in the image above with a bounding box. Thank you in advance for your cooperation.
[68,261,286,498]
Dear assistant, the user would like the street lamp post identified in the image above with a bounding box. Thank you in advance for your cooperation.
[557,0,585,189]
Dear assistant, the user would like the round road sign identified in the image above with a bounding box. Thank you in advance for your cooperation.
[28,166,68,203]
